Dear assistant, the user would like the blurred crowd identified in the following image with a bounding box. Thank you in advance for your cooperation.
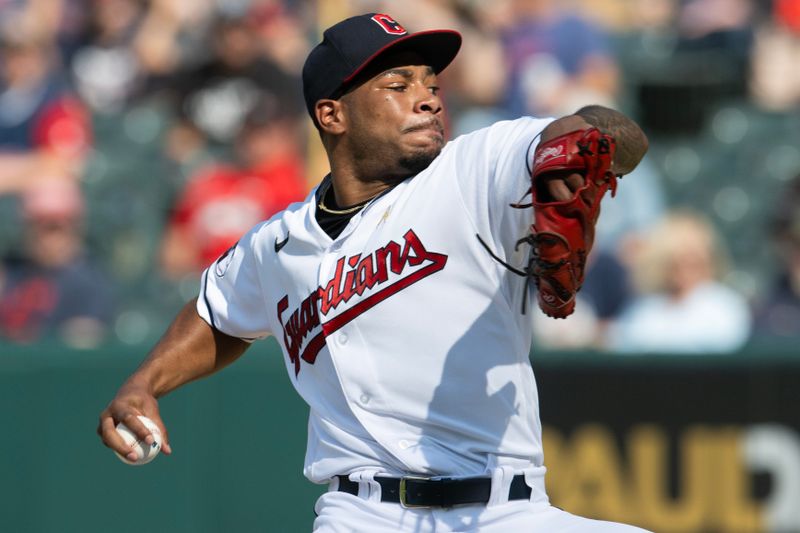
[2,0,800,352]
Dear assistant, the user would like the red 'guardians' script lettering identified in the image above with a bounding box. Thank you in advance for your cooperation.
[277,229,447,376]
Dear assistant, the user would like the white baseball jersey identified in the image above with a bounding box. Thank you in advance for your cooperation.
[198,116,553,484]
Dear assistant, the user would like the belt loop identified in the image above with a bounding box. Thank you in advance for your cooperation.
[487,465,516,507]
[349,469,382,503]
[523,467,548,504]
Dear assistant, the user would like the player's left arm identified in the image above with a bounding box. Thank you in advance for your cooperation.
[528,105,648,318]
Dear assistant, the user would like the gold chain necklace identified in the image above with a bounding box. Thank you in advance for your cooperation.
[318,181,372,215]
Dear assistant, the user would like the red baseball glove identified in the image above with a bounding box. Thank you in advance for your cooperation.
[528,127,617,319]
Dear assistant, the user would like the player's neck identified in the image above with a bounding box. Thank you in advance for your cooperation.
[328,165,400,207]
[325,136,414,205]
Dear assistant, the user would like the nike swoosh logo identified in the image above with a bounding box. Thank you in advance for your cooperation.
[274,232,290,253]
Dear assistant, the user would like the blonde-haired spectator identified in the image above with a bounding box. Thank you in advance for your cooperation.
[607,211,751,354]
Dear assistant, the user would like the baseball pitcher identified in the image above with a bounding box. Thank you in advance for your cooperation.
[99,13,649,532]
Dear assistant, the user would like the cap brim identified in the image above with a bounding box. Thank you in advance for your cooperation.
[342,29,462,86]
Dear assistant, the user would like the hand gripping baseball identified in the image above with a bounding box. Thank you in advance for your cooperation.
[97,382,172,462]
[528,127,617,318]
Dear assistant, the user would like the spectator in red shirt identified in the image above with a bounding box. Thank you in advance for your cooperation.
[159,96,307,278]
[0,22,91,195]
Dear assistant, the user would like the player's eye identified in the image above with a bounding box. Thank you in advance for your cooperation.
[429,86,440,95]
[387,84,407,92]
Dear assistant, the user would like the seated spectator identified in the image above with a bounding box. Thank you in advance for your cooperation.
[159,98,307,278]
[70,0,150,114]
[750,0,800,110]
[0,20,91,195]
[166,13,302,147]
[499,0,619,117]
[248,0,311,76]
[160,12,306,180]
[677,0,755,62]
[0,178,113,347]
[752,174,800,341]
[607,211,751,354]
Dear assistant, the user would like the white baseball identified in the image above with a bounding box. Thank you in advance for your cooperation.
[114,415,163,466]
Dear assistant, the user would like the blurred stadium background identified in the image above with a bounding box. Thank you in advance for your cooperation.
[2,0,800,531]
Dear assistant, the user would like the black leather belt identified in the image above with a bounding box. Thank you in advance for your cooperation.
[336,474,531,508]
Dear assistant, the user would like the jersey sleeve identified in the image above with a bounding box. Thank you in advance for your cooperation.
[196,223,272,341]
[448,116,553,258]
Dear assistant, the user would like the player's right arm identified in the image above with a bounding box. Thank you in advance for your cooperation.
[97,298,250,462]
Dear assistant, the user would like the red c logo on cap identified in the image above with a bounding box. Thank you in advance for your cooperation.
[371,14,407,35]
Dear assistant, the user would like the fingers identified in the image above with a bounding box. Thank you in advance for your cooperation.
[97,387,173,460]
[546,179,572,202]
[564,173,584,193]
[543,172,585,202]
[155,418,172,455]
[98,413,140,462]
[121,412,155,447]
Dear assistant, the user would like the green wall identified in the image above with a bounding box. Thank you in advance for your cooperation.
[0,339,323,533]
[2,340,799,532]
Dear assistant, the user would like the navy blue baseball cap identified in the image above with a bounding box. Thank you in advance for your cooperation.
[302,13,462,122]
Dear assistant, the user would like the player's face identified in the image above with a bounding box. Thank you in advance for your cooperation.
[341,52,445,178]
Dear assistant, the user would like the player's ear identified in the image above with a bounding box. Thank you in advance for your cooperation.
[315,99,346,136]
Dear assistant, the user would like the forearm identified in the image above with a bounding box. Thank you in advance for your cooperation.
[573,105,648,175]
[124,298,250,398]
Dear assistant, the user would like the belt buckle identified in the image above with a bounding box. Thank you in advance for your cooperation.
[398,475,433,509]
